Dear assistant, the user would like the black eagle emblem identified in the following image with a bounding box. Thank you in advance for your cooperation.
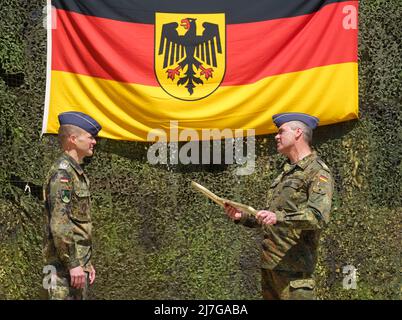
[158,18,222,95]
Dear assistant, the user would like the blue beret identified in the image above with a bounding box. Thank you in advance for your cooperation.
[272,112,319,129]
[58,112,102,136]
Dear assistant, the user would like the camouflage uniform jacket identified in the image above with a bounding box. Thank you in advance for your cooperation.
[43,153,93,274]
[238,152,334,273]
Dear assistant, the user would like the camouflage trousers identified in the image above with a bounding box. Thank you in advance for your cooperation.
[47,272,89,300]
[261,269,315,300]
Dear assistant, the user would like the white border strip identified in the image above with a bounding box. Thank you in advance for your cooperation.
[41,0,53,136]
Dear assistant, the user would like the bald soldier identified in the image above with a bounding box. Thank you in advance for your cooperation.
[43,111,101,300]
[225,112,334,300]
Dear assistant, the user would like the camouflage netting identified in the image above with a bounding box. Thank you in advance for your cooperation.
[0,0,400,299]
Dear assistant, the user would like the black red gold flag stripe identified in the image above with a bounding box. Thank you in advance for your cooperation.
[43,0,358,141]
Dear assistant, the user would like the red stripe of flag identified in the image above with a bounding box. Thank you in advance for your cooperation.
[52,1,357,86]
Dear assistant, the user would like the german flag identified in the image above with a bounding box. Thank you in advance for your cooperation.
[42,0,358,141]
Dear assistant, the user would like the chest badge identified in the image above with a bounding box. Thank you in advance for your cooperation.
[61,189,71,203]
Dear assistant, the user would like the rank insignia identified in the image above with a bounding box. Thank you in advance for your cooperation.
[59,161,69,170]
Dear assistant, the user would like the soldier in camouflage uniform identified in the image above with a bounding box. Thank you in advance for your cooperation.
[43,111,101,300]
[225,113,334,300]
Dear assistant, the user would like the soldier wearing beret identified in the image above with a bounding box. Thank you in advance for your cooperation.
[225,112,334,300]
[43,111,101,300]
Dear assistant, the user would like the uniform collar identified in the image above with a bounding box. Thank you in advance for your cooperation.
[62,153,84,175]
[283,151,317,173]
[295,151,317,170]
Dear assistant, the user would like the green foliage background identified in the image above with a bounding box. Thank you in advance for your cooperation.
[0,0,400,299]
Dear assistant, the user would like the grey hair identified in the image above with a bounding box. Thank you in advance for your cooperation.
[58,124,84,147]
[287,120,313,146]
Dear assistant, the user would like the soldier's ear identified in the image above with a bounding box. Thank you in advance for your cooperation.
[69,133,78,145]
[295,127,304,140]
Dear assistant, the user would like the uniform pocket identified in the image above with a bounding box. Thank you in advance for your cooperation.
[312,184,327,194]
[71,188,91,222]
[281,179,306,205]
[283,179,304,190]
